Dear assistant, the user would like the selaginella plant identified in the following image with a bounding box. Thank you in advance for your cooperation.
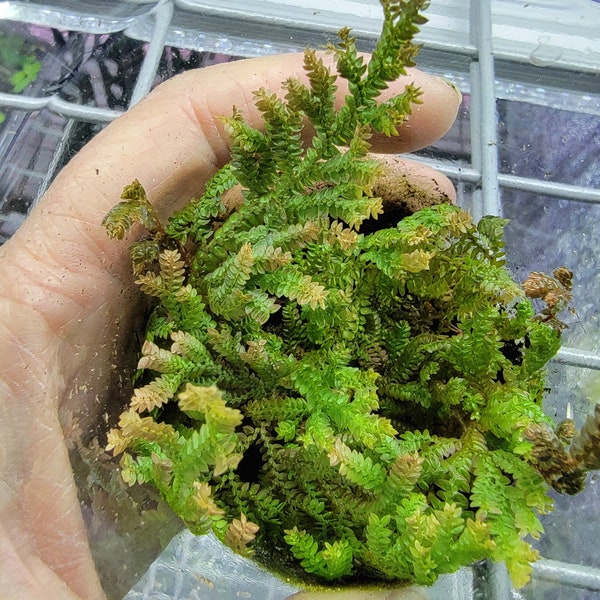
[102,0,600,589]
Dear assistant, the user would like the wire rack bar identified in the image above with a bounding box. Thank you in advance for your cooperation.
[498,174,600,204]
[0,91,122,121]
[130,0,175,105]
[555,347,600,371]
[533,559,600,592]
[469,0,501,220]
[411,157,600,204]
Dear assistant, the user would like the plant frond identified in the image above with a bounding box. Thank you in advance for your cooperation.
[101,0,585,589]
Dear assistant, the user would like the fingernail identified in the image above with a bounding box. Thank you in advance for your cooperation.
[436,75,462,102]
[425,73,462,103]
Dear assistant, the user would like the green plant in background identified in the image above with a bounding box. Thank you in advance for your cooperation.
[0,30,42,122]
[102,0,600,589]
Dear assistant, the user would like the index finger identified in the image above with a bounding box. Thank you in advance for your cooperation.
[43,52,460,224]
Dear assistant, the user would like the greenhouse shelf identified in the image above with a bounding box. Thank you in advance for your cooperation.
[0,1,599,599]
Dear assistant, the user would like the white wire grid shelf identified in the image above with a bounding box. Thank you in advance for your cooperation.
[0,1,599,599]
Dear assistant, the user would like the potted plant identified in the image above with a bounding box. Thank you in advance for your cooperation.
[101,0,600,589]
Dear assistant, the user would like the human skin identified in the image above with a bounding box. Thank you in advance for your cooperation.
[0,53,460,599]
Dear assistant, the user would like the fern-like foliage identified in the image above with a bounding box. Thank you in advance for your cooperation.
[102,0,600,590]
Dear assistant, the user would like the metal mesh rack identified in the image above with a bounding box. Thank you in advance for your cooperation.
[1,1,599,598]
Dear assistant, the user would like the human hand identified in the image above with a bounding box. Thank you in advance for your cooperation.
[0,53,460,599]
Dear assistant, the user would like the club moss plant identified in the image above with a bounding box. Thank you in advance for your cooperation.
[102,0,600,589]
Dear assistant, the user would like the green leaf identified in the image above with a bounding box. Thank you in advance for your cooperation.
[102,179,162,239]
[177,384,243,433]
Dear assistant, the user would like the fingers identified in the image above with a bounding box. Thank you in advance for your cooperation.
[36,52,459,226]
[364,67,461,154]
[373,154,456,206]
[91,53,458,217]
[0,52,460,329]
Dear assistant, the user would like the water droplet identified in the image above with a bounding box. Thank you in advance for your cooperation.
[529,35,563,67]
[214,37,233,53]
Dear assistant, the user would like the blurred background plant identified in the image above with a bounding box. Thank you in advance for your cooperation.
[0,29,41,121]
